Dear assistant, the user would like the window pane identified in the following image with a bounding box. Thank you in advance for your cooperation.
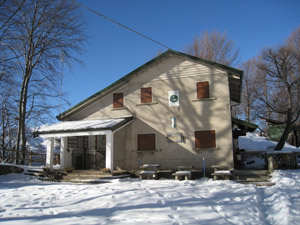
[113,93,124,108]
[141,87,152,103]
[195,130,216,148]
[138,134,155,150]
[67,137,78,148]
[197,81,210,99]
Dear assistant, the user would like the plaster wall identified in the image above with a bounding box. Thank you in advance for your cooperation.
[68,56,234,170]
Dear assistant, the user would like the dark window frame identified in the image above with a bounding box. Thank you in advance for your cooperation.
[195,130,216,149]
[140,87,152,104]
[113,92,124,109]
[196,81,210,99]
[137,133,156,151]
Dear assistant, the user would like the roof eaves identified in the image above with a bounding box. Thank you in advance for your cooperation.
[172,51,243,76]
[232,117,258,132]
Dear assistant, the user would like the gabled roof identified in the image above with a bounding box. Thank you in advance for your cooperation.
[57,50,243,121]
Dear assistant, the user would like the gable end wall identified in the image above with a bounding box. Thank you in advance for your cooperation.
[69,56,234,170]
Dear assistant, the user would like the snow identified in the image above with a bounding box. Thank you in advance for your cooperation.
[213,170,232,175]
[0,169,300,225]
[239,131,300,152]
[142,164,160,167]
[36,118,128,133]
[1,132,300,224]
[139,171,156,175]
[174,171,191,175]
[238,131,300,169]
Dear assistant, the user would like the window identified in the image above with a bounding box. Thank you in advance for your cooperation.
[96,135,106,151]
[141,87,152,103]
[137,134,155,150]
[195,130,216,149]
[113,93,124,109]
[67,137,78,148]
[196,81,210,99]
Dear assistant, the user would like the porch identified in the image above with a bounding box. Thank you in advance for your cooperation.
[34,116,133,171]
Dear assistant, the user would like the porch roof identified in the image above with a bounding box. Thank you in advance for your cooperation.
[34,116,133,137]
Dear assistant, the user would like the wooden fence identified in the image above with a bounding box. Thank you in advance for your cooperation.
[0,149,60,166]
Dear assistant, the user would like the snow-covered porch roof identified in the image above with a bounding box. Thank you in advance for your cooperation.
[35,116,134,138]
[35,116,134,171]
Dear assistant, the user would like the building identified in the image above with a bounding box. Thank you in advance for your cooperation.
[35,50,244,171]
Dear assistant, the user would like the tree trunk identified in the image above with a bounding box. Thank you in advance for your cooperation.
[16,73,30,164]
[274,109,292,150]
[1,110,5,160]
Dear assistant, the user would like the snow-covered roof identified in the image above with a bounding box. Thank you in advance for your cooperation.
[35,116,133,136]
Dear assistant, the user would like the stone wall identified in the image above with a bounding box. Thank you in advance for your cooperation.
[0,165,24,175]
[266,152,298,172]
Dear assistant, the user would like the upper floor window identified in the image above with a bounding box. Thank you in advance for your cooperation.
[141,87,152,103]
[195,130,216,149]
[113,93,124,109]
[196,81,210,99]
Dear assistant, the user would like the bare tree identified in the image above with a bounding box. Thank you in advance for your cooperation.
[255,44,300,150]
[1,0,86,163]
[184,30,240,66]
[287,27,300,58]
[239,59,257,122]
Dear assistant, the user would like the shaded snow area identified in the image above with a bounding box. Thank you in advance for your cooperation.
[239,131,300,152]
[1,171,300,225]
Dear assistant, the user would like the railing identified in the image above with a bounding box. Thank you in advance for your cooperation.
[0,149,60,166]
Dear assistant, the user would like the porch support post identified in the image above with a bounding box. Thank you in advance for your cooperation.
[60,137,67,170]
[46,137,54,170]
[106,131,114,170]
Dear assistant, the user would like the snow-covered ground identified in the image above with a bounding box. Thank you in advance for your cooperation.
[239,131,300,152]
[0,169,300,225]
[238,131,300,169]
[1,132,300,224]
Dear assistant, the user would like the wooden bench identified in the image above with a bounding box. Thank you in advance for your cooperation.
[139,164,160,180]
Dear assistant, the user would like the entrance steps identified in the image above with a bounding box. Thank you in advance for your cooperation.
[233,169,275,186]
[58,170,132,183]
[24,169,132,183]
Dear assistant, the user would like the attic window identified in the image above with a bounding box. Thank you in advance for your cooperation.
[141,87,152,103]
[195,130,216,149]
[113,93,124,109]
[197,81,210,99]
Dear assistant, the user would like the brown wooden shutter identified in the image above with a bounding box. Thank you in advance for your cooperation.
[113,93,123,108]
[195,130,216,148]
[138,134,155,150]
[141,87,152,103]
[197,81,210,99]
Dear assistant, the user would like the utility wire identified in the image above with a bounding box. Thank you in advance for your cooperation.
[70,0,171,50]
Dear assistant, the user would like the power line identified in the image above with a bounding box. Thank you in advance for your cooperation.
[70,0,171,50]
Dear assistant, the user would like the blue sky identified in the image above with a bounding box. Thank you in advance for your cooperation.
[58,0,300,119]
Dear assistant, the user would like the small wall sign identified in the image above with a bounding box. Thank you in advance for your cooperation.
[169,91,179,107]
[167,133,183,143]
